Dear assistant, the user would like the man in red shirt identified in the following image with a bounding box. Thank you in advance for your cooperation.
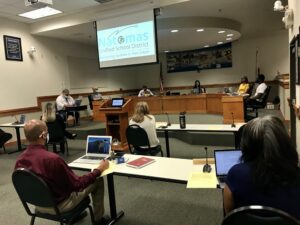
[15,119,109,224]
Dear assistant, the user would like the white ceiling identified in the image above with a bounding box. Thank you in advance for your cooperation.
[0,0,288,52]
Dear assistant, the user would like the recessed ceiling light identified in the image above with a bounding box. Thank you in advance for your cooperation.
[226,38,232,41]
[171,29,179,33]
[217,42,223,45]
[204,45,210,48]
[227,34,234,37]
[18,6,62,19]
[196,28,204,32]
[218,30,225,34]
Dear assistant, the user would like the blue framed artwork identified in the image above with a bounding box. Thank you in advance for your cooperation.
[3,35,23,61]
[167,43,232,73]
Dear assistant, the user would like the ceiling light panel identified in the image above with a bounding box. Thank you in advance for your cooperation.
[18,6,62,19]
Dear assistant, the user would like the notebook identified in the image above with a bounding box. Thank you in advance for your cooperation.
[214,149,242,188]
[75,99,82,106]
[111,98,124,107]
[126,157,155,169]
[12,115,26,125]
[73,135,112,164]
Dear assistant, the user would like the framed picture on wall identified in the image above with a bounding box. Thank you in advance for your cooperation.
[3,35,23,61]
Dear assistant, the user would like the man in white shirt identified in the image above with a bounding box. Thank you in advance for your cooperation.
[138,85,154,97]
[56,89,79,124]
[248,74,267,102]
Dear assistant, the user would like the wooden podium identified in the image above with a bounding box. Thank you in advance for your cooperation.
[222,96,245,124]
[99,99,133,151]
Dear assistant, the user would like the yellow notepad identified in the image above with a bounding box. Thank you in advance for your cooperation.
[187,172,218,188]
[91,162,115,177]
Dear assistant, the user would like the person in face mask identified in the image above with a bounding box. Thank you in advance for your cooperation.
[15,119,110,225]
[56,89,80,124]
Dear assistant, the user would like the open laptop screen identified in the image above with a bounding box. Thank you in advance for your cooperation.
[214,149,242,176]
[111,98,124,107]
[86,136,112,154]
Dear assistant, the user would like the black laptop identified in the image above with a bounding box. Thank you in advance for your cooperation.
[214,149,242,188]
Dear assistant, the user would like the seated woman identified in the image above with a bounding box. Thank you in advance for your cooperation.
[129,101,160,148]
[42,103,77,140]
[237,76,250,94]
[224,115,300,220]
[192,80,205,94]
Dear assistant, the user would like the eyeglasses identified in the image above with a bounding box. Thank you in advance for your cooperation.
[39,130,48,139]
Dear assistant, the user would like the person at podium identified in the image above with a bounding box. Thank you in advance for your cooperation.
[138,85,154,97]
[129,101,159,148]
[91,87,102,101]
[56,89,79,124]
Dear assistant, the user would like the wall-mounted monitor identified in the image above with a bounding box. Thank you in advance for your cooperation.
[96,9,158,69]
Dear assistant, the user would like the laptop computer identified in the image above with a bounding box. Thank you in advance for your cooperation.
[12,114,26,125]
[214,149,242,188]
[111,98,124,107]
[75,99,82,106]
[73,135,112,164]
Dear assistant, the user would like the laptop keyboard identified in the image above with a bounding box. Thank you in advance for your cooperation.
[81,156,104,160]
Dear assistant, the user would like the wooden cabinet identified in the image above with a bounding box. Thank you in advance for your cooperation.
[222,96,245,124]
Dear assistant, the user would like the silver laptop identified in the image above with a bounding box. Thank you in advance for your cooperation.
[73,135,112,164]
[214,149,242,188]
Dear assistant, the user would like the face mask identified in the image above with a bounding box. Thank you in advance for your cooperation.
[46,133,49,144]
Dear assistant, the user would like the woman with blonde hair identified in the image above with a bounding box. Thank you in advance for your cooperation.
[42,102,77,139]
[129,101,159,148]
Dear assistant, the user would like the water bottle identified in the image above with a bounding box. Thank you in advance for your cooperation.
[179,112,186,129]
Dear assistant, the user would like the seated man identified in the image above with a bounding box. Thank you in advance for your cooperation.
[91,87,102,101]
[56,89,80,124]
[246,74,267,107]
[14,119,109,225]
[138,85,154,97]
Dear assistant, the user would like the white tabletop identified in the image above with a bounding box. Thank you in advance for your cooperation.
[69,154,217,183]
[0,123,25,128]
[157,123,245,132]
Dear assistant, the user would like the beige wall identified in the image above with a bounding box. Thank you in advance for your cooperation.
[289,0,300,154]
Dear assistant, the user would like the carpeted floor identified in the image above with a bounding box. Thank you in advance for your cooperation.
[0,109,283,225]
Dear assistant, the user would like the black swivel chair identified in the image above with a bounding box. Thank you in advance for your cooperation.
[247,86,271,118]
[46,121,69,155]
[221,205,300,225]
[126,124,163,156]
[88,95,93,110]
[234,124,245,149]
[0,129,12,153]
[12,168,95,225]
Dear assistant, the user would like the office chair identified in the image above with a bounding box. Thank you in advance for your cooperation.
[46,121,69,155]
[126,124,163,156]
[234,124,245,149]
[246,86,271,118]
[221,205,300,225]
[12,168,95,225]
[88,95,93,110]
[0,129,12,153]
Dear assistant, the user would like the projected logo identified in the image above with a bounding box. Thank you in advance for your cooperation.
[98,21,155,62]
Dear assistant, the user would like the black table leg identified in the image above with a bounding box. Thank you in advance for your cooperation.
[233,131,238,149]
[107,174,124,224]
[164,130,170,157]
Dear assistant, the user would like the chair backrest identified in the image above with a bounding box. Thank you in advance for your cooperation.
[222,205,300,225]
[126,124,151,153]
[47,120,65,142]
[12,168,58,211]
[259,85,271,107]
[235,124,245,149]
